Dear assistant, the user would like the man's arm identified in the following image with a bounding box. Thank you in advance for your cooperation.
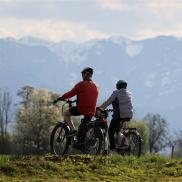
[55,83,80,102]
[99,91,116,110]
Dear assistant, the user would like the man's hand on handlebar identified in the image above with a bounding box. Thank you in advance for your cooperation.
[96,107,113,112]
[53,97,65,104]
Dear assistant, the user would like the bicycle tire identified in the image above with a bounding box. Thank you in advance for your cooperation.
[84,123,103,155]
[50,122,70,156]
[122,131,141,157]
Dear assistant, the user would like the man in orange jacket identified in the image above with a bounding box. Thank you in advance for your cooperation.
[54,67,99,136]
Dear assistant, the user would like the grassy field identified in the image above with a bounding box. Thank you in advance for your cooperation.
[0,154,182,182]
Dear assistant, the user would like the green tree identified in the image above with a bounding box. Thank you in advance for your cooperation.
[15,86,63,154]
[143,113,169,153]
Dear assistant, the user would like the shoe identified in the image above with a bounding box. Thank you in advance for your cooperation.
[67,129,77,137]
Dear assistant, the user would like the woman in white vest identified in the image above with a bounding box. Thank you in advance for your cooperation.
[99,80,133,151]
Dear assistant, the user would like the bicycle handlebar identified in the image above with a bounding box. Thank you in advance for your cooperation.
[64,99,77,104]
[105,109,113,112]
[63,99,76,108]
[95,107,113,119]
[96,107,113,113]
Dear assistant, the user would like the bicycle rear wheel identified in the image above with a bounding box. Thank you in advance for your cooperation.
[50,122,70,156]
[123,131,141,157]
[84,124,103,154]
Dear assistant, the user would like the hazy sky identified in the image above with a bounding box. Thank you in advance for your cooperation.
[0,0,182,42]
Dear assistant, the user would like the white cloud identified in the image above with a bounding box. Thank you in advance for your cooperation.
[133,28,182,41]
[0,0,12,1]
[0,1,182,42]
[99,0,125,11]
[0,27,15,37]
[0,17,108,42]
[99,0,182,12]
[145,1,182,10]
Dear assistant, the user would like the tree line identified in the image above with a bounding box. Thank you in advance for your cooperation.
[0,86,182,157]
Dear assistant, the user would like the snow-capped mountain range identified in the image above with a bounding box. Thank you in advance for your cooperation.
[0,35,182,130]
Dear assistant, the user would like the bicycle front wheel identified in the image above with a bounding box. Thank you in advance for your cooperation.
[50,122,70,156]
[123,132,141,157]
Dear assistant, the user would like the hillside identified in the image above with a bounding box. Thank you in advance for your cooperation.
[0,154,182,181]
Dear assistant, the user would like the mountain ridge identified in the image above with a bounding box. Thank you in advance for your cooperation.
[0,35,182,129]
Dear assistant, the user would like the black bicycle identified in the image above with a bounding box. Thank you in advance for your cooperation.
[50,100,109,156]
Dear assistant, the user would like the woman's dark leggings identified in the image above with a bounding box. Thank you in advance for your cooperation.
[108,118,121,150]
